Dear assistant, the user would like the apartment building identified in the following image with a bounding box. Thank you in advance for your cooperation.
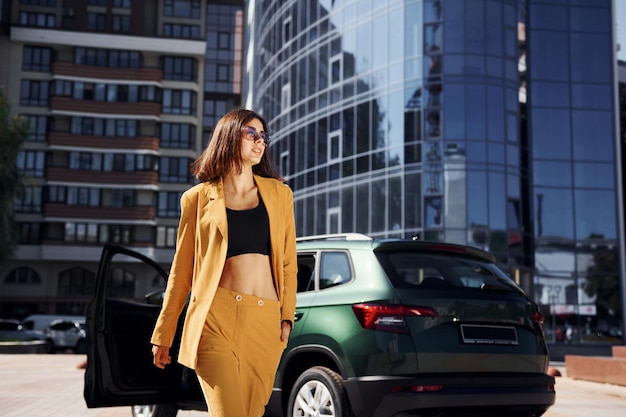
[0,0,244,317]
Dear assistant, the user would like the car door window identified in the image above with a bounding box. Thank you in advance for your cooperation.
[296,253,316,293]
[319,251,352,290]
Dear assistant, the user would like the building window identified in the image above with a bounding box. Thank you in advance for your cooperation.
[112,14,130,33]
[329,130,342,161]
[18,12,55,27]
[16,223,40,244]
[23,115,48,141]
[218,32,230,49]
[156,226,177,248]
[22,46,52,72]
[75,48,141,68]
[14,186,42,213]
[161,56,197,81]
[163,23,200,39]
[71,117,137,137]
[159,157,192,183]
[158,191,182,217]
[162,89,196,115]
[87,13,106,31]
[47,186,66,203]
[281,84,291,113]
[113,0,131,8]
[20,80,49,106]
[159,123,194,149]
[53,79,73,97]
[216,64,230,82]
[69,151,101,170]
[280,151,290,178]
[64,223,99,243]
[164,0,200,18]
[283,16,292,44]
[330,55,342,84]
[58,267,95,296]
[88,0,106,5]
[203,99,227,128]
[110,189,134,208]
[67,187,100,206]
[17,150,45,177]
[20,0,57,6]
[4,267,41,285]
[100,224,132,244]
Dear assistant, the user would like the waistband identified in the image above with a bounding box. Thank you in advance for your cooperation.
[215,286,280,308]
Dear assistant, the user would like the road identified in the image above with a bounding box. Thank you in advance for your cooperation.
[0,355,624,416]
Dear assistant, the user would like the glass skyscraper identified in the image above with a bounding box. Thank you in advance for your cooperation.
[244,0,625,352]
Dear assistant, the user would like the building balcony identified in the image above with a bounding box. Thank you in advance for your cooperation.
[48,131,160,151]
[46,167,158,186]
[50,97,161,118]
[52,62,162,83]
[43,203,156,221]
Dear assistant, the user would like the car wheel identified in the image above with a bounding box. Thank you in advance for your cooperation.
[287,366,351,417]
[74,339,86,354]
[131,404,178,417]
[45,339,55,354]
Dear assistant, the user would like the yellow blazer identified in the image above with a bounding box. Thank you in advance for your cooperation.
[150,175,298,370]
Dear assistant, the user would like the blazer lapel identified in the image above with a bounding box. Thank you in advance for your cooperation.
[202,179,227,240]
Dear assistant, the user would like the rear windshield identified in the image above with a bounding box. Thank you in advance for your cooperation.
[376,251,522,292]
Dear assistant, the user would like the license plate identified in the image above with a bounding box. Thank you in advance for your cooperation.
[460,324,519,345]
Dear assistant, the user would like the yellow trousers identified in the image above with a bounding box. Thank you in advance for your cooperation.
[195,287,286,417]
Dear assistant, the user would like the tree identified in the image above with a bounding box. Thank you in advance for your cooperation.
[0,87,29,269]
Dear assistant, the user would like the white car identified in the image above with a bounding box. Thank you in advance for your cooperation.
[43,319,86,353]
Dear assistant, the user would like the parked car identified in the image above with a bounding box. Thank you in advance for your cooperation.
[43,319,86,353]
[84,236,555,417]
[21,314,86,339]
[0,319,43,342]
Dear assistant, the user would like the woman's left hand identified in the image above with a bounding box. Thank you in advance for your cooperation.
[280,320,292,342]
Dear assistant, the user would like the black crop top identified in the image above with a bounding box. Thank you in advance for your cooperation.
[225,197,271,259]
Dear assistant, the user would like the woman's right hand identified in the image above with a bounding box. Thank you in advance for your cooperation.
[152,345,171,369]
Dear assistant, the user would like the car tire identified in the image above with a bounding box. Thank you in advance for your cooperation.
[45,339,55,354]
[287,366,351,417]
[131,404,178,417]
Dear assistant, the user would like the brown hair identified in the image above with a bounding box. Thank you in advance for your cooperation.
[190,108,282,182]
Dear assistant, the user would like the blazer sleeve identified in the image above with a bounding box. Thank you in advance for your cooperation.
[150,190,196,347]
[280,184,298,324]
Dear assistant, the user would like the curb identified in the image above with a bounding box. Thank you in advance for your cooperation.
[0,341,47,354]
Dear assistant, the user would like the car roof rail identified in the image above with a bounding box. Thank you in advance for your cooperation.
[296,233,372,242]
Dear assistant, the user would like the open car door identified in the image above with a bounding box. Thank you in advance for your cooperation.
[84,243,194,408]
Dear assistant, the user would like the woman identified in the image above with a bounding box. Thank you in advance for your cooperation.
[150,108,298,417]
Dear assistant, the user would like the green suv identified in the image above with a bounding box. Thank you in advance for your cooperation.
[85,235,555,417]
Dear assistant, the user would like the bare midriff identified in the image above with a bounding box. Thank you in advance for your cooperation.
[219,253,278,300]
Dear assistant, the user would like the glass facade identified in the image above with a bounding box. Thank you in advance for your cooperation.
[245,0,624,348]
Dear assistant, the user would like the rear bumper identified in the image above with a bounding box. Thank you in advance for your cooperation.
[344,373,555,417]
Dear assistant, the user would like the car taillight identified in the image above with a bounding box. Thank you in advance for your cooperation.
[532,311,545,325]
[352,303,438,334]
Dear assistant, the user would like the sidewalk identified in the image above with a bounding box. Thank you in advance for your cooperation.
[1,354,625,417]
[0,354,204,417]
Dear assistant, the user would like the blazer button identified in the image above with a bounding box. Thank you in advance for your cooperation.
[235,294,243,301]
[257,300,264,306]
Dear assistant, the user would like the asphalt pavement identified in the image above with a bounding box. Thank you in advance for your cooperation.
[1,354,625,417]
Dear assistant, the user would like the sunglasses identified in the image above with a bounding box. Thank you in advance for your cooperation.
[243,126,270,146]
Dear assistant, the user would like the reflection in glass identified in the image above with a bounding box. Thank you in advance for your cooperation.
[535,189,574,239]
[531,108,571,160]
[572,110,614,162]
[574,162,615,189]
[574,189,617,240]
[533,161,572,187]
